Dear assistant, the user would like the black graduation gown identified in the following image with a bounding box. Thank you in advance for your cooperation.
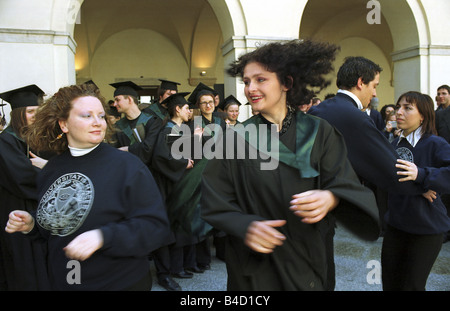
[0,127,50,290]
[152,121,198,246]
[201,112,380,291]
[152,121,190,202]
[112,112,163,167]
[159,115,226,241]
[143,102,168,121]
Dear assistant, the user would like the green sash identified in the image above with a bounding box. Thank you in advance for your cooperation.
[166,158,212,238]
[148,103,166,120]
[3,126,22,141]
[165,116,223,238]
[235,111,320,178]
[115,112,153,145]
[3,126,30,157]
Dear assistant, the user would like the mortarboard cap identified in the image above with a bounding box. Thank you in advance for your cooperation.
[188,83,217,105]
[0,84,45,110]
[110,81,143,98]
[159,79,181,91]
[218,95,242,111]
[83,80,99,90]
[161,92,190,111]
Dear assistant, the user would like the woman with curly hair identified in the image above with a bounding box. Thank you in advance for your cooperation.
[6,83,172,290]
[201,40,381,290]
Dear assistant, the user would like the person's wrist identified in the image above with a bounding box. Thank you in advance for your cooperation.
[22,217,35,234]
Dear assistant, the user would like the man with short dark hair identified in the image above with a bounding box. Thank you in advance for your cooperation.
[110,81,162,166]
[435,85,450,142]
[436,84,450,111]
[435,84,450,242]
[309,56,426,290]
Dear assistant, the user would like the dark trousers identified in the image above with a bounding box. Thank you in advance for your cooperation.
[381,225,443,291]
[442,194,450,240]
[196,238,211,266]
[153,244,183,279]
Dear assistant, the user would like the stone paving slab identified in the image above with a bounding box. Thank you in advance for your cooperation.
[150,226,450,291]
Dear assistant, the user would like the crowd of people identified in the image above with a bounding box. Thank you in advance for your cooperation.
[1,39,449,291]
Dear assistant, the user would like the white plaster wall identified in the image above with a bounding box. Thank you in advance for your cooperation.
[89,29,190,99]
[0,0,78,96]
[318,37,395,106]
[239,0,304,39]
[0,0,54,30]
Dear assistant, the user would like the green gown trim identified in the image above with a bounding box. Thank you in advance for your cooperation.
[3,126,22,141]
[148,103,166,120]
[235,111,320,178]
[115,112,153,145]
[165,116,223,238]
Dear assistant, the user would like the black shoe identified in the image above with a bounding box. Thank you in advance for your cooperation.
[185,266,204,273]
[198,263,211,270]
[172,271,194,279]
[443,234,450,243]
[158,276,181,291]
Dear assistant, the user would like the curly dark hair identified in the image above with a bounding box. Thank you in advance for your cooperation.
[226,39,339,107]
[26,83,115,153]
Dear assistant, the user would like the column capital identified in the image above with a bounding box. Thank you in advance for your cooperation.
[222,35,297,57]
[0,28,77,54]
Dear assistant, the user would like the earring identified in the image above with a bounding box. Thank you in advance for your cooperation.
[50,132,64,143]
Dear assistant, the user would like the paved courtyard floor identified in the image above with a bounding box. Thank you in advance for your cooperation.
[150,226,450,291]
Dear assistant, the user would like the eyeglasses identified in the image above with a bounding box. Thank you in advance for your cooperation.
[199,101,214,106]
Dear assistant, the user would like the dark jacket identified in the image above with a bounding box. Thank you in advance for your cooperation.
[436,107,450,143]
[308,92,424,195]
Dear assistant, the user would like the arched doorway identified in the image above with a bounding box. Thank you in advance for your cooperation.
[300,0,395,107]
[299,0,431,104]
[73,0,224,102]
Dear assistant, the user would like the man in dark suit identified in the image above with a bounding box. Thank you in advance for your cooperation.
[309,56,426,290]
[435,84,450,242]
[435,85,450,142]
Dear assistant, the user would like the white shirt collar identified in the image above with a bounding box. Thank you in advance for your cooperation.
[68,144,100,157]
[337,89,363,110]
[397,126,423,147]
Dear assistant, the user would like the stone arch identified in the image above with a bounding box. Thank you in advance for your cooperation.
[72,0,226,99]
[298,0,435,104]
[381,0,432,96]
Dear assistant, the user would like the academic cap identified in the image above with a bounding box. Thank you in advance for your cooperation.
[0,84,45,110]
[110,81,143,98]
[159,79,180,91]
[161,92,190,110]
[187,83,218,105]
[218,95,242,111]
[83,80,99,90]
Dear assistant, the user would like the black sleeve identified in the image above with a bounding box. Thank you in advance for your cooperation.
[100,164,172,257]
[128,117,163,165]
